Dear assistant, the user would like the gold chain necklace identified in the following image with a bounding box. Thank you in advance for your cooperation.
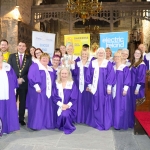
[15,53,27,77]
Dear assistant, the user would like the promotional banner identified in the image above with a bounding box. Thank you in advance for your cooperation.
[64,34,90,55]
[100,31,128,55]
[32,31,55,58]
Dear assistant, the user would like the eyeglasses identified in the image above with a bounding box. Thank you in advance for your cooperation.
[35,52,42,55]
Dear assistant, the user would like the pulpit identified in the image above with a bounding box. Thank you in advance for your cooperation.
[134,72,150,135]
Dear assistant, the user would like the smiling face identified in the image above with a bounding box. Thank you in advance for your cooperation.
[114,52,122,63]
[40,56,49,66]
[66,45,74,55]
[121,51,129,60]
[30,47,35,57]
[17,42,26,54]
[105,48,112,58]
[52,57,60,67]
[96,49,105,60]
[35,49,43,59]
[60,45,66,55]
[134,49,142,60]
[0,41,9,53]
[81,50,88,61]
[60,68,69,81]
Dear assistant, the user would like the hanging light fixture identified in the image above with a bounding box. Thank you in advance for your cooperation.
[66,0,102,24]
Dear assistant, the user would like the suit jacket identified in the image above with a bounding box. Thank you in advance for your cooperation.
[8,53,32,89]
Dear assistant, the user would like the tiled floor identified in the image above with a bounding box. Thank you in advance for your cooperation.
[0,124,150,150]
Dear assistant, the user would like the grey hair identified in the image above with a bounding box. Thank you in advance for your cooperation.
[122,48,129,54]
[96,47,106,59]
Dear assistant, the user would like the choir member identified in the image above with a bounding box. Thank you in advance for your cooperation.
[53,67,78,134]
[27,53,56,130]
[62,44,79,67]
[105,47,113,62]
[60,45,66,57]
[33,48,43,63]
[53,48,62,58]
[129,49,146,127]
[121,49,131,66]
[71,49,91,123]
[86,47,115,130]
[112,52,131,129]
[51,55,61,71]
[29,46,36,62]
[0,51,19,134]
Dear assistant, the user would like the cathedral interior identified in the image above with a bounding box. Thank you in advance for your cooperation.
[0,0,150,54]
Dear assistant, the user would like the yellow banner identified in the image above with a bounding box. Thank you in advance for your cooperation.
[64,34,90,56]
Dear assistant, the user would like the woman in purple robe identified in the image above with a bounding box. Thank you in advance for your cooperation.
[27,53,56,130]
[71,49,91,123]
[112,52,131,130]
[53,67,78,134]
[0,51,19,135]
[86,47,115,130]
[129,49,146,128]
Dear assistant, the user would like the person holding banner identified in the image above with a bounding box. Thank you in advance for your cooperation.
[129,49,146,128]
[27,53,56,130]
[112,52,131,130]
[0,51,20,135]
[52,67,78,134]
[71,49,91,123]
[86,47,115,130]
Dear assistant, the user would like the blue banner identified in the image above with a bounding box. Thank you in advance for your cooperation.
[100,31,128,55]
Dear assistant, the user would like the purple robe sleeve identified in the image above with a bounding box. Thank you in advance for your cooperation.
[123,66,131,87]
[52,83,62,105]
[136,64,146,85]
[144,55,149,70]
[85,61,93,85]
[106,62,115,86]
[69,82,78,106]
[28,63,41,87]
[10,67,19,89]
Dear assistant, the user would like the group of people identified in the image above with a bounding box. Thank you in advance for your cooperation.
[0,39,149,135]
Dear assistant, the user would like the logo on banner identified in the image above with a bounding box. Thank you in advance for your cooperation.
[0,118,2,136]
[102,37,124,48]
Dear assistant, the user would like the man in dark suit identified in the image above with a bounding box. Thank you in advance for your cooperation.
[8,41,32,125]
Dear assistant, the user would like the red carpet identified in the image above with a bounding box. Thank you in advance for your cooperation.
[135,111,150,136]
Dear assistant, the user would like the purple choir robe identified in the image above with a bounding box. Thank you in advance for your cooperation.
[144,54,150,70]
[86,59,115,130]
[129,62,146,128]
[0,63,19,134]
[113,64,131,130]
[71,60,91,123]
[52,81,78,134]
[27,63,56,130]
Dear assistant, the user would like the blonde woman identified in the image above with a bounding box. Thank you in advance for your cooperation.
[113,52,131,130]
[53,67,78,134]
[86,47,115,130]
[27,53,56,130]
[71,49,91,123]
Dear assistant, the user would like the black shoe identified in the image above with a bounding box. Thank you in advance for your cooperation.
[19,120,26,126]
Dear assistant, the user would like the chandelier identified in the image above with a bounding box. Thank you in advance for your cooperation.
[66,0,102,24]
